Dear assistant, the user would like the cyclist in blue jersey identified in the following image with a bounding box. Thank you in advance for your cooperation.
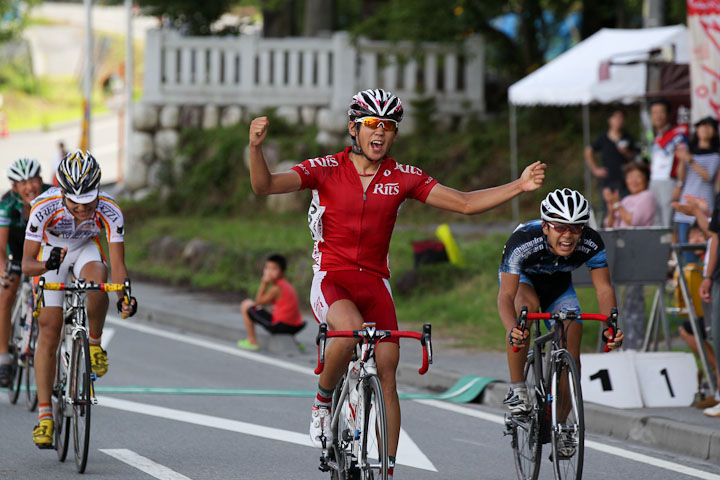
[498,189,624,417]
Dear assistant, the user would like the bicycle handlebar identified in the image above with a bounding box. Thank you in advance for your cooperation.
[34,277,132,318]
[511,307,619,353]
[314,323,433,376]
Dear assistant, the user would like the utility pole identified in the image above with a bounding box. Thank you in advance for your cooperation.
[80,0,93,152]
[124,0,133,183]
[643,0,665,28]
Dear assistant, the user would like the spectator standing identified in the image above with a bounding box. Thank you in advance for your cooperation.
[674,116,720,263]
[604,162,657,350]
[237,254,304,351]
[51,141,68,187]
[647,99,689,227]
[585,109,637,199]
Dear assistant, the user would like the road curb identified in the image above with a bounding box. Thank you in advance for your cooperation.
[134,302,717,463]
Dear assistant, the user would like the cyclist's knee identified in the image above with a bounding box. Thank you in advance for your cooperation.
[78,261,108,283]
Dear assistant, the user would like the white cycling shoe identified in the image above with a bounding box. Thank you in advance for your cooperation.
[310,405,333,448]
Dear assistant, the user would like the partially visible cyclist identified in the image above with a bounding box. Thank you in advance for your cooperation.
[497,188,624,445]
[21,150,137,448]
[0,158,50,388]
[249,88,546,479]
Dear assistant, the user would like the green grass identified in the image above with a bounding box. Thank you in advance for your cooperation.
[124,213,604,352]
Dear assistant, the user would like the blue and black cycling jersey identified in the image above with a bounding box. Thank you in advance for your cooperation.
[499,219,608,312]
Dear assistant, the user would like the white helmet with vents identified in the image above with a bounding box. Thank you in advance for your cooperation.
[7,157,41,183]
[56,150,102,204]
[348,88,404,123]
[540,188,590,224]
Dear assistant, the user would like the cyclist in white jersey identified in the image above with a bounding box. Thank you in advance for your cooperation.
[22,151,137,448]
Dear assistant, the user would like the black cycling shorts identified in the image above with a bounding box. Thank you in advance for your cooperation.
[248,306,304,335]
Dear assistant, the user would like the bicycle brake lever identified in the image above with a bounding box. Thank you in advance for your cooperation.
[511,307,528,353]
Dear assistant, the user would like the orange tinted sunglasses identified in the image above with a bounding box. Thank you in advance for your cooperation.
[548,222,583,234]
[355,117,398,132]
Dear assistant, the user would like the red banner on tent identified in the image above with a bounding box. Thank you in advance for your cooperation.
[688,0,720,124]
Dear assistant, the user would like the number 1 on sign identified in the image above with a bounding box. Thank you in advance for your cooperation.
[659,368,675,398]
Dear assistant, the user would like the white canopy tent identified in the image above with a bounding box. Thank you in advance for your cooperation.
[507,25,689,219]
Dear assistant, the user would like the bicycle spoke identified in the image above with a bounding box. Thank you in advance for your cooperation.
[550,351,584,480]
[72,332,92,473]
[510,353,542,480]
[360,375,387,480]
[53,342,70,462]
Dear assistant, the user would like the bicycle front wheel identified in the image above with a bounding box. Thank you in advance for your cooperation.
[71,331,92,473]
[7,306,25,404]
[511,352,542,480]
[25,317,39,411]
[550,350,584,480]
[53,342,70,462]
[359,375,387,480]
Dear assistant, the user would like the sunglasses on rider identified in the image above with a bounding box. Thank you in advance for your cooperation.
[355,117,398,132]
[547,222,583,235]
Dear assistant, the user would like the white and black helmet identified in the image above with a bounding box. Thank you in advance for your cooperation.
[540,188,590,224]
[56,150,102,204]
[348,88,404,123]
[7,157,41,183]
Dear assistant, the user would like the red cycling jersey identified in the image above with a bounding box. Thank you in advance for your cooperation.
[291,147,438,278]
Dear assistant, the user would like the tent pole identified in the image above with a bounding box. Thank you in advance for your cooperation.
[582,104,591,206]
[510,103,519,223]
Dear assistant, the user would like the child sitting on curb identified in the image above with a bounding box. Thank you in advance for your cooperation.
[237,254,305,350]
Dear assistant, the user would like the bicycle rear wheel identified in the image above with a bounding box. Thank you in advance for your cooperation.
[53,342,70,462]
[511,352,542,480]
[359,374,387,480]
[550,350,584,480]
[71,331,92,473]
[25,317,38,411]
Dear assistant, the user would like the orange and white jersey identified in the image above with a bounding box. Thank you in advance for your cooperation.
[25,187,124,249]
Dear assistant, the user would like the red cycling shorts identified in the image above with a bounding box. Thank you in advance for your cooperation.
[310,270,399,344]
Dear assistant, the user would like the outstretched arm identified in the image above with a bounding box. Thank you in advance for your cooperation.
[249,117,303,195]
[424,161,546,214]
[590,266,623,349]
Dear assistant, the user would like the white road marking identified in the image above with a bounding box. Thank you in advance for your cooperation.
[414,399,720,480]
[106,315,437,470]
[98,396,436,471]
[100,449,193,480]
[105,315,315,376]
[101,327,115,349]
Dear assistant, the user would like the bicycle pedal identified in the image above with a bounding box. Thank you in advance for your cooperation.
[35,443,54,450]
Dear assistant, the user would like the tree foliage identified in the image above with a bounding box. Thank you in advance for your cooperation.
[137,0,235,35]
[0,0,42,42]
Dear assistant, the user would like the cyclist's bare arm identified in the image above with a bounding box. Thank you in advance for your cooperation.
[590,266,623,348]
[21,239,67,277]
[249,116,303,195]
[498,272,528,347]
[108,242,130,297]
[0,227,9,277]
[424,161,546,214]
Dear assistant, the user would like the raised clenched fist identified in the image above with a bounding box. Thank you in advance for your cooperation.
[249,117,269,147]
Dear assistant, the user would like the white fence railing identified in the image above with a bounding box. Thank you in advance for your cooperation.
[143,30,484,117]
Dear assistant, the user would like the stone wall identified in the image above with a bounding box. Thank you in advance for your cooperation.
[121,101,315,211]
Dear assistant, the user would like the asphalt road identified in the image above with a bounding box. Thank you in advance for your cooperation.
[2,315,719,479]
[0,113,121,194]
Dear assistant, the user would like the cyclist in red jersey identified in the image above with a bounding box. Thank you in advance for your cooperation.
[249,89,546,478]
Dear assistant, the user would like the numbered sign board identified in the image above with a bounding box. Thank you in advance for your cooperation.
[634,352,697,407]
[580,352,643,408]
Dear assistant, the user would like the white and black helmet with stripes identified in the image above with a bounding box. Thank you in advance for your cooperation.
[348,88,404,123]
[7,157,41,183]
[541,188,590,224]
[56,150,102,204]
